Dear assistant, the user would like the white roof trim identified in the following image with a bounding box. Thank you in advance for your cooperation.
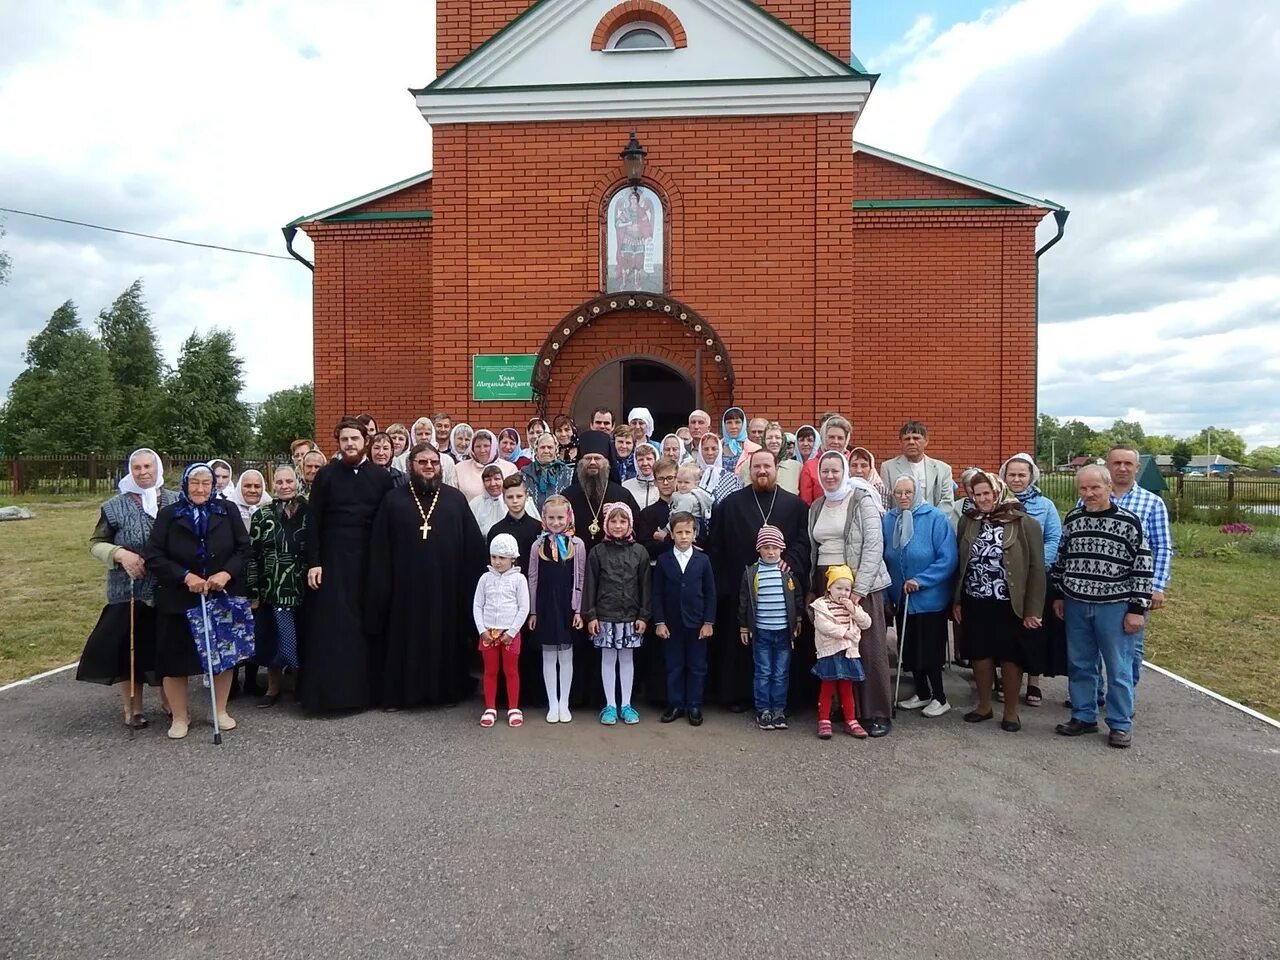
[290,171,434,224]
[852,143,1064,211]
[418,78,871,124]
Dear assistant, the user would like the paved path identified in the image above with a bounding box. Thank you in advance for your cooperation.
[2,667,1277,960]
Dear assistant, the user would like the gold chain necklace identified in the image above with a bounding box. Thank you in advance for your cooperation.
[409,486,441,540]
[586,493,605,537]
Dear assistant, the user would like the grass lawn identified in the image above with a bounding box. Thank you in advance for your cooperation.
[2,502,1278,720]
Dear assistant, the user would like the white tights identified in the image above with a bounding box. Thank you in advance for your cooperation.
[542,645,573,708]
[600,648,635,708]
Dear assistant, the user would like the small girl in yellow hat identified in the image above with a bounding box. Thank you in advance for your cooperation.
[810,564,872,740]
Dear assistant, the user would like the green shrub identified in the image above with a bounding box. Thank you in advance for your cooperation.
[1241,532,1280,559]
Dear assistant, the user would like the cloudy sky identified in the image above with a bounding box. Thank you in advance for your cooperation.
[1,0,1277,445]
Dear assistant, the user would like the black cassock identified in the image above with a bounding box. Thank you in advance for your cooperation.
[300,459,394,712]
[366,484,487,709]
[560,481,639,552]
[706,484,811,708]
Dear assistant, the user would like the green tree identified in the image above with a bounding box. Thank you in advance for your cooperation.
[0,302,118,453]
[256,383,314,456]
[0,223,11,285]
[98,280,164,448]
[159,329,253,454]
[1245,445,1280,472]
[1059,419,1100,460]
[1190,426,1246,465]
[1036,414,1061,464]
[1142,434,1177,456]
[1104,418,1146,451]
[1170,440,1193,472]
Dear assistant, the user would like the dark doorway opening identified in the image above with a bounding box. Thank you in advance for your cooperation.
[572,357,695,438]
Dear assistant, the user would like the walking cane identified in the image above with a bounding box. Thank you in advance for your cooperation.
[128,579,136,741]
[199,594,223,746]
[892,592,910,719]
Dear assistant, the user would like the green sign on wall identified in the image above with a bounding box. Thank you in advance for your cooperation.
[472,354,537,401]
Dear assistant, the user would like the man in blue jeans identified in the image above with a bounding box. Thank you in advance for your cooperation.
[739,525,804,730]
[1052,465,1154,749]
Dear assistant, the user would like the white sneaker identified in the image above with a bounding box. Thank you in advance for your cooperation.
[897,695,929,710]
[922,699,951,718]
[546,708,560,723]
[558,705,572,723]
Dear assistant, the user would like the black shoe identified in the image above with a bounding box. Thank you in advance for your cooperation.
[687,708,703,726]
[1056,719,1099,737]
[865,718,890,738]
[963,710,994,723]
[727,702,746,714]
[255,693,281,709]
[1000,719,1021,732]
[660,707,684,723]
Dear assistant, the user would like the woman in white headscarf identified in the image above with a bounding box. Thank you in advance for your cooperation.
[695,433,742,506]
[454,428,517,500]
[627,407,655,447]
[78,448,178,728]
[225,468,272,530]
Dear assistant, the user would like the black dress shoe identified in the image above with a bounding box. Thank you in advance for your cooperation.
[687,708,703,726]
[865,718,891,738]
[660,707,685,723]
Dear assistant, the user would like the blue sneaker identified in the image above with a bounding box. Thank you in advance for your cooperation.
[599,705,618,725]
[621,704,640,725]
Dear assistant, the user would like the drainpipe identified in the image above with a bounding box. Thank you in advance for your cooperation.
[1033,208,1069,466]
[282,225,314,271]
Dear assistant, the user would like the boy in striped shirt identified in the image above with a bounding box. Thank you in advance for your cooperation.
[739,525,804,730]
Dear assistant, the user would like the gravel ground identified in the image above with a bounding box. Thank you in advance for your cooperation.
[2,667,1277,960]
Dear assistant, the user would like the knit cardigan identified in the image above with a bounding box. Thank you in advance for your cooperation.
[810,596,872,661]
[881,503,958,614]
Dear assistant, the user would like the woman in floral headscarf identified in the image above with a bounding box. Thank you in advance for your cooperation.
[145,463,252,740]
[951,470,1045,732]
[455,428,517,500]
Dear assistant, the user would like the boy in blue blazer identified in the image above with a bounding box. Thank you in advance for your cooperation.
[653,511,716,726]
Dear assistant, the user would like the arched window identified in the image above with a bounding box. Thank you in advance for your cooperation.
[605,22,674,51]
[605,185,664,293]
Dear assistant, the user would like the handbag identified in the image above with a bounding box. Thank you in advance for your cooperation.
[186,593,257,675]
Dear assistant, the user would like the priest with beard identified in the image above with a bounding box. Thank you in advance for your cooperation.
[707,448,811,712]
[366,442,488,709]
[302,418,396,713]
[559,432,639,552]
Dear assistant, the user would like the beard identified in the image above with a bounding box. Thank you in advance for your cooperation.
[751,474,777,493]
[578,462,608,502]
[410,474,442,496]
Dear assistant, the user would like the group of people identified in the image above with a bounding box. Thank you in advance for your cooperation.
[77,405,1170,750]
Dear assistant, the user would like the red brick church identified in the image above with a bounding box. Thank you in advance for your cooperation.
[286,0,1065,466]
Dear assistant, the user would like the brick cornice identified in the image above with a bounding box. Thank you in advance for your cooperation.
[591,1,688,50]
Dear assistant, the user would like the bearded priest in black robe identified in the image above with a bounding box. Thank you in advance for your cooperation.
[706,449,811,711]
[559,431,639,552]
[301,418,395,713]
[366,442,488,709]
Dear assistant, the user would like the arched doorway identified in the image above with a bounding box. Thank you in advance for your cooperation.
[573,356,694,438]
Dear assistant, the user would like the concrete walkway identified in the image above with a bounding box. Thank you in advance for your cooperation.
[1,668,1276,960]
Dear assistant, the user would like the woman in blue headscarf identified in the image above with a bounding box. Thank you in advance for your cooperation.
[719,406,758,469]
[146,463,252,740]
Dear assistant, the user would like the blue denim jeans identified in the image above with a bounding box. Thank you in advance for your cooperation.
[1065,599,1137,732]
[751,628,791,714]
[1092,619,1146,700]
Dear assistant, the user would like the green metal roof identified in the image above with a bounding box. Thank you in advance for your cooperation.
[853,143,1064,211]
[285,170,433,227]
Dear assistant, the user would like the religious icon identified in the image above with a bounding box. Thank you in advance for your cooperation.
[606,186,662,293]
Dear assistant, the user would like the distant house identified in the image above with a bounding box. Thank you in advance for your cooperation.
[1061,455,1091,470]
[1185,455,1240,475]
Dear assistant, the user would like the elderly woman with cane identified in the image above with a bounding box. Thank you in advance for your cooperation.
[146,463,252,740]
[883,476,958,718]
[77,448,177,729]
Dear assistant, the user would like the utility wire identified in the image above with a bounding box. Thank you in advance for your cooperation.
[0,206,294,260]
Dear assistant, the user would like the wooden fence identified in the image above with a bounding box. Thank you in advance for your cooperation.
[2,454,283,496]
[1039,472,1280,510]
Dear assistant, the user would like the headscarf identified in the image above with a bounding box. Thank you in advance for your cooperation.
[602,501,634,542]
[173,463,226,574]
[118,447,164,518]
[890,475,924,550]
[497,428,523,464]
[627,407,655,442]
[536,495,576,562]
[660,433,690,465]
[552,414,579,463]
[225,468,272,527]
[207,458,234,497]
[449,423,474,461]
[794,425,820,462]
[696,433,725,492]
[819,450,884,513]
[720,406,750,458]
[963,470,1025,524]
[633,441,659,480]
[409,416,435,446]
[999,452,1043,504]
[850,446,887,498]
[526,434,566,504]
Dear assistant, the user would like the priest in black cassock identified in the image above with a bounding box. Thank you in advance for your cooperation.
[366,442,487,709]
[707,448,811,711]
[301,418,396,713]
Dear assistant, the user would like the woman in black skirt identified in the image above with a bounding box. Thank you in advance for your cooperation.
[952,471,1046,732]
[77,448,177,728]
[145,463,252,740]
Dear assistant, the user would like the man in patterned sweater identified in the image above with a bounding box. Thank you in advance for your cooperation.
[1051,465,1154,749]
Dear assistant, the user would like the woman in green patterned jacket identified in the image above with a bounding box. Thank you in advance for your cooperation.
[247,463,309,706]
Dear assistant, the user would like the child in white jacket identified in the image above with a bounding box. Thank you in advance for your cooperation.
[810,564,873,741]
[473,533,530,728]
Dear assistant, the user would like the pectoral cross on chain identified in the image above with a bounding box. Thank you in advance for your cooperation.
[419,520,432,540]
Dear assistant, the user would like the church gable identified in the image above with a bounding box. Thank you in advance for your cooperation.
[414,0,873,123]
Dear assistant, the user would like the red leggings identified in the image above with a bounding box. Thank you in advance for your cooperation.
[481,644,520,710]
[817,679,856,722]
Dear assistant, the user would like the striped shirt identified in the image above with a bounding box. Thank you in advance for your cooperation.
[754,561,789,630]
[1051,505,1154,613]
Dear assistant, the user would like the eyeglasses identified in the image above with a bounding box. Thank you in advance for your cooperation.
[655,475,676,482]
[412,459,439,467]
